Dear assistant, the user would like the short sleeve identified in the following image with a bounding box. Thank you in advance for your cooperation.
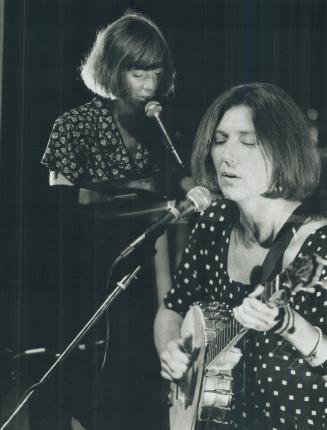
[292,225,327,333]
[164,221,205,317]
[41,115,88,184]
[164,199,238,317]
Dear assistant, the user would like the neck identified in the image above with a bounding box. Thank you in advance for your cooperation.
[236,197,301,246]
[112,99,146,134]
[112,98,138,117]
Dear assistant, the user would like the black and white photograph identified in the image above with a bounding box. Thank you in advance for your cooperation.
[1,1,327,429]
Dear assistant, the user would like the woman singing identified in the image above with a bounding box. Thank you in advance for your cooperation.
[154,82,327,429]
[41,12,175,186]
[38,12,176,430]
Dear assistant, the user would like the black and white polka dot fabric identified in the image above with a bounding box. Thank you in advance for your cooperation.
[164,199,327,429]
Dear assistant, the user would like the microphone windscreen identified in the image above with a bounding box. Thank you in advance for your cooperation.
[145,100,163,118]
[186,186,212,212]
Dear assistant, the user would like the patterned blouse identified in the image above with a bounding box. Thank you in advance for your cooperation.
[41,96,160,185]
[164,199,327,429]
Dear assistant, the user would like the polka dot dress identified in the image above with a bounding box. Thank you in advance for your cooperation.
[164,200,327,429]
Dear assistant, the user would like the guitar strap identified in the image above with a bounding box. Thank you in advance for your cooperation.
[260,197,317,284]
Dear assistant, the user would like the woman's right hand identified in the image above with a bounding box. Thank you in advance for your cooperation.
[159,332,199,381]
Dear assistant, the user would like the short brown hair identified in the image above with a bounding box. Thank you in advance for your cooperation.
[191,82,320,201]
[80,12,176,99]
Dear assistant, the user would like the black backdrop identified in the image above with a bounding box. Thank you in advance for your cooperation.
[1,0,327,428]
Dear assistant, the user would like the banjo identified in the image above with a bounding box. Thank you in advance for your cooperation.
[168,253,326,430]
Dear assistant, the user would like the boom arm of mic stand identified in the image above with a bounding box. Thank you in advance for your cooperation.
[154,115,184,168]
[0,265,142,430]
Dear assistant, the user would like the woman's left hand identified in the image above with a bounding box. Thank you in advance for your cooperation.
[233,285,279,332]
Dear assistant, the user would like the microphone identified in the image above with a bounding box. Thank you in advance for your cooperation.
[145,101,184,169]
[119,186,211,258]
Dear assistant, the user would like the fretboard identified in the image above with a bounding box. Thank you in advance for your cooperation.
[206,317,247,368]
[204,254,316,369]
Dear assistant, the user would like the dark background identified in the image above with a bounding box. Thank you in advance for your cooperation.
[1,0,327,428]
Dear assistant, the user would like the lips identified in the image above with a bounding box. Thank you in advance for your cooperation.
[221,171,239,179]
[140,93,155,100]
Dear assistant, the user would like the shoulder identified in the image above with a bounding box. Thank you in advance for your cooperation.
[188,198,237,241]
[285,218,327,268]
[197,198,238,226]
[300,219,327,255]
[52,97,113,129]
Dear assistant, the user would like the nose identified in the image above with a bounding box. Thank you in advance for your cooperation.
[142,75,158,93]
[222,140,237,166]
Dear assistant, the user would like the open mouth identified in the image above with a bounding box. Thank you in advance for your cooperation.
[222,172,238,179]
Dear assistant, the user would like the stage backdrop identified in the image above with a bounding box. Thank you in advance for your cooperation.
[1,0,327,429]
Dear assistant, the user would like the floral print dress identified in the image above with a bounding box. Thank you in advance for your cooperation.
[41,96,158,184]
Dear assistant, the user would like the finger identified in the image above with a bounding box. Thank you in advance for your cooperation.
[315,254,327,266]
[233,305,275,331]
[245,297,278,316]
[226,349,242,367]
[160,368,174,382]
[222,347,242,362]
[241,296,279,324]
[233,306,248,326]
[249,284,265,298]
[233,306,257,327]
[317,280,327,290]
[161,359,188,381]
[216,347,242,370]
[190,346,201,362]
[229,346,242,355]
[161,349,191,372]
[181,332,193,354]
[166,342,193,365]
[161,352,190,374]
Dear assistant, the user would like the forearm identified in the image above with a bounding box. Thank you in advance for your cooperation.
[154,302,183,356]
[281,308,327,371]
[49,171,74,186]
[234,289,327,378]
[154,234,172,305]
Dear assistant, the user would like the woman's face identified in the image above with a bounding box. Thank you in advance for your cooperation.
[122,67,163,106]
[210,104,272,203]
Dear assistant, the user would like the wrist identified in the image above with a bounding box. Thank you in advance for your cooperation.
[301,326,327,375]
[270,304,295,335]
[309,359,327,375]
[303,326,322,362]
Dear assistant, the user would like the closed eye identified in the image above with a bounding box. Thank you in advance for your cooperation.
[213,132,228,145]
[240,138,256,146]
[132,71,145,78]
[131,69,163,80]
[240,132,257,146]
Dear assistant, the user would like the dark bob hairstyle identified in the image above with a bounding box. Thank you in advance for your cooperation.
[191,82,320,201]
[80,12,176,99]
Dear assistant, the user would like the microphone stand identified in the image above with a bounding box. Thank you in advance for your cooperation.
[153,113,184,168]
[0,265,142,430]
